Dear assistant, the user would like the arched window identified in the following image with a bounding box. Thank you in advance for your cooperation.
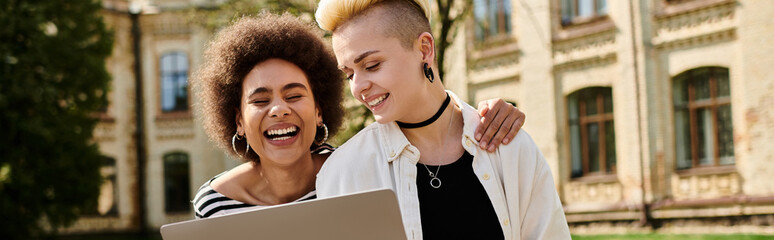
[673,67,733,169]
[568,87,616,178]
[164,152,190,213]
[160,52,189,112]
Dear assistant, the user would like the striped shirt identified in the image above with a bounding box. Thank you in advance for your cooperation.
[192,143,334,219]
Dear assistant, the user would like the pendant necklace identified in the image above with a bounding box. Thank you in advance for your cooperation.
[420,98,455,189]
[422,163,442,188]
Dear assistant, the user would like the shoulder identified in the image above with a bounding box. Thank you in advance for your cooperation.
[499,130,538,154]
[209,162,255,193]
[493,130,544,169]
[193,178,218,206]
[193,170,227,202]
[312,142,336,155]
[192,166,255,219]
[324,124,382,165]
[340,123,381,146]
[510,129,538,149]
[192,176,230,218]
[193,181,256,218]
[316,123,399,198]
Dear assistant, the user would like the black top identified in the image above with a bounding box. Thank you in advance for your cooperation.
[416,151,504,240]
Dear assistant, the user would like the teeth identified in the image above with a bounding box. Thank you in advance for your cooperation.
[368,95,386,107]
[267,126,297,136]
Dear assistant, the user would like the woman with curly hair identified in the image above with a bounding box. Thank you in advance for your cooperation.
[190,12,524,219]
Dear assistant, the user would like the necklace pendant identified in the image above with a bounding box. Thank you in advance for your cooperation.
[430,177,442,189]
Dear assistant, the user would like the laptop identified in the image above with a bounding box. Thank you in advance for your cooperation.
[160,188,407,240]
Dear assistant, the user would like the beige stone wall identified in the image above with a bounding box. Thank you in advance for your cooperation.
[512,0,562,189]
[137,7,237,229]
[70,0,774,234]
[446,0,774,233]
[736,0,774,197]
[67,0,234,233]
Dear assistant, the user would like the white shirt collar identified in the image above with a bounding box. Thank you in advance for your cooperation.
[375,90,482,163]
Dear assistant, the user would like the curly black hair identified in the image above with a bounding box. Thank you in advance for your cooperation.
[194,12,345,162]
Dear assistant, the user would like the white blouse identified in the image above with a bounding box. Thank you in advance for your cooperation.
[316,91,571,240]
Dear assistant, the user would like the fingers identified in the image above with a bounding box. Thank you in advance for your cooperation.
[477,101,489,117]
[489,107,519,147]
[502,107,525,145]
[475,100,495,141]
[478,100,512,152]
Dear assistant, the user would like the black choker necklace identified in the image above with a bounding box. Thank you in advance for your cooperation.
[397,93,451,129]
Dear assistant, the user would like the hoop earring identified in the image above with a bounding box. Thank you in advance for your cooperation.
[245,141,251,157]
[423,62,435,83]
[315,124,329,145]
[232,132,243,158]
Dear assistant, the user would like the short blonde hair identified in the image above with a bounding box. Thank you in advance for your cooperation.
[315,0,432,49]
[315,0,431,32]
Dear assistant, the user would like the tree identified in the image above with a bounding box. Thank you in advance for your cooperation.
[186,0,316,32]
[186,0,473,142]
[0,0,113,238]
[433,0,472,83]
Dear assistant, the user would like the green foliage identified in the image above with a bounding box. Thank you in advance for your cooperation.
[433,0,473,82]
[186,0,317,31]
[0,0,113,238]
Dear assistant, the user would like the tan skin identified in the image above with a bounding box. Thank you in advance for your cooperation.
[209,53,522,206]
[477,98,525,151]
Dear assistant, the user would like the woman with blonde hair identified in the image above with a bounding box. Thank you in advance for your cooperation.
[314,0,571,239]
[191,12,525,218]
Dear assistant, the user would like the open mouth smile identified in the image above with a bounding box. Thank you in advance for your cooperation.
[365,93,389,108]
[263,126,299,141]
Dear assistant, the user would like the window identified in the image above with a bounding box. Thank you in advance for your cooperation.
[665,0,695,4]
[568,87,616,178]
[473,0,512,43]
[561,0,608,26]
[673,67,733,170]
[84,156,118,216]
[164,152,190,213]
[161,52,189,112]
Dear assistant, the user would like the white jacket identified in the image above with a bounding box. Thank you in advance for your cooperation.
[316,91,571,240]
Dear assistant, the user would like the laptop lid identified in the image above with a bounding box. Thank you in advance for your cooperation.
[160,188,406,240]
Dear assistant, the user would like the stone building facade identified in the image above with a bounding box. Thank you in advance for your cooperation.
[443,0,774,234]
[63,0,774,235]
[63,0,235,234]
